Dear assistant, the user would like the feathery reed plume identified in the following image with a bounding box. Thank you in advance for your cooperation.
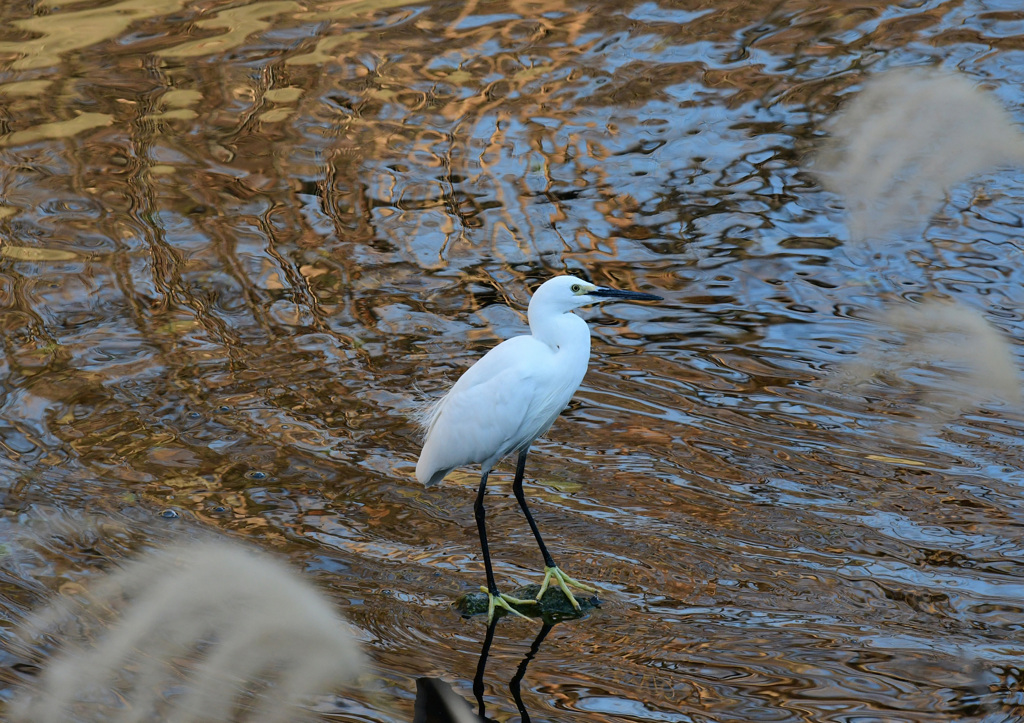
[831,297,1020,431]
[10,540,369,723]
[814,68,1024,242]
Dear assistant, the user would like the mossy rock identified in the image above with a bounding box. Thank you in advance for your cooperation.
[455,583,600,621]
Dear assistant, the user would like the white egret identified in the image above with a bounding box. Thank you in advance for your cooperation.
[416,275,662,621]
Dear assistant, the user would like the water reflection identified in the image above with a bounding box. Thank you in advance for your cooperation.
[4,0,1024,720]
[427,617,554,723]
[480,620,554,722]
[505,623,553,723]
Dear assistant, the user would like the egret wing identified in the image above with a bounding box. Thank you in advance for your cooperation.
[416,336,566,485]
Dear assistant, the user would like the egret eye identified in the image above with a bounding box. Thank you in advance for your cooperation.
[571,284,582,293]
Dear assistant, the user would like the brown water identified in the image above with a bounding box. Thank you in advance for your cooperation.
[2,0,1024,720]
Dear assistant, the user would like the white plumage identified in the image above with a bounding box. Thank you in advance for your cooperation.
[414,274,661,620]
[416,277,593,486]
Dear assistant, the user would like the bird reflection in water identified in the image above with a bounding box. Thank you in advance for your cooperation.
[415,617,556,723]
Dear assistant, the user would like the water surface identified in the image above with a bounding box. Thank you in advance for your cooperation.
[2,0,1024,720]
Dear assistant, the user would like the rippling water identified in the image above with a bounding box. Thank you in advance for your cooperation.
[3,0,1024,721]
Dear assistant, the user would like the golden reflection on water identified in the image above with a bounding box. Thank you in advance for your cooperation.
[2,0,1024,720]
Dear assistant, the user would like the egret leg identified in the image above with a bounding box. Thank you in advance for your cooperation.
[474,470,531,621]
[511,449,597,610]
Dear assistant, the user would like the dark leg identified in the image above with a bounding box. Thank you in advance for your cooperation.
[474,470,498,594]
[511,448,555,568]
[474,469,531,621]
[510,448,596,609]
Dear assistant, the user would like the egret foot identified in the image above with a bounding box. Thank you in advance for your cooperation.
[482,587,534,623]
[536,566,597,611]
[499,590,540,607]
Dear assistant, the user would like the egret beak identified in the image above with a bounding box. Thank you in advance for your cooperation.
[590,286,662,302]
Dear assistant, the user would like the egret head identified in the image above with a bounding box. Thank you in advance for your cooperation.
[530,275,662,315]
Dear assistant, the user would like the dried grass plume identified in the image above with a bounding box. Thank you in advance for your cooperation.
[831,297,1020,431]
[814,67,1024,242]
[10,540,369,723]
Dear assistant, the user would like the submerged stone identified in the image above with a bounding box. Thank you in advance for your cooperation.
[455,583,600,621]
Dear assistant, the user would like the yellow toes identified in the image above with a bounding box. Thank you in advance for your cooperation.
[480,586,532,622]
[535,566,597,611]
